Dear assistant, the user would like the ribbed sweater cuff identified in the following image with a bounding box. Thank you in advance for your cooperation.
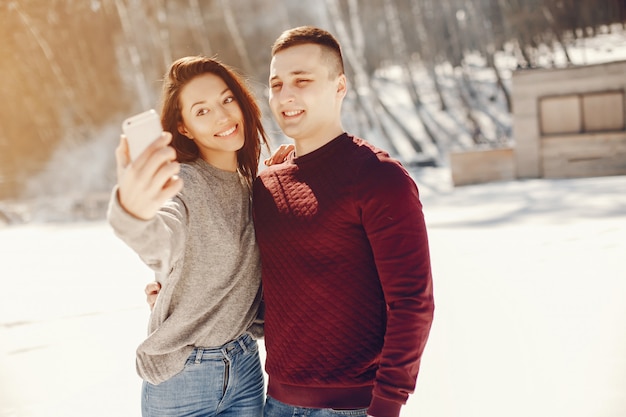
[367,395,402,417]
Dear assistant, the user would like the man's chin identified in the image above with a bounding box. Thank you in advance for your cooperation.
[278,125,299,138]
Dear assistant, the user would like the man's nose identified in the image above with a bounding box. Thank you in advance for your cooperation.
[278,86,295,104]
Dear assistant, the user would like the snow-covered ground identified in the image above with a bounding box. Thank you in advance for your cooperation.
[1,20,625,417]
[1,167,625,417]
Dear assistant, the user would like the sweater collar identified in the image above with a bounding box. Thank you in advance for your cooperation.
[191,158,241,182]
[292,132,349,166]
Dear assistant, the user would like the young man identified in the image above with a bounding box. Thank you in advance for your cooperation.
[252,26,434,417]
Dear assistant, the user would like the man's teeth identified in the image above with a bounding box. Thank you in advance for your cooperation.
[284,110,302,117]
[216,126,236,137]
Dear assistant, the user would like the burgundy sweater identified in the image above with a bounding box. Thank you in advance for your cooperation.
[253,133,434,417]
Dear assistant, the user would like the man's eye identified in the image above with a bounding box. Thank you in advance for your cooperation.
[296,79,310,85]
[270,83,282,90]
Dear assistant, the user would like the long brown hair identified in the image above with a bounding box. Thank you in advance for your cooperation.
[160,56,269,185]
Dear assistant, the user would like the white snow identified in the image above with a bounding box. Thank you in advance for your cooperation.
[1,168,625,417]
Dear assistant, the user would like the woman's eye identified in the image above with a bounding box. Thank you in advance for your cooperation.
[196,108,209,116]
[224,96,235,104]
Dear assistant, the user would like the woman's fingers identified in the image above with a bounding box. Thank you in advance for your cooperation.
[115,135,131,182]
[117,132,181,219]
[145,281,161,311]
[156,174,184,202]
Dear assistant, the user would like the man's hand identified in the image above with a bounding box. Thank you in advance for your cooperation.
[264,143,295,166]
[116,132,183,220]
[145,281,161,311]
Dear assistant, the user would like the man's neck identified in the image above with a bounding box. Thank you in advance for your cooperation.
[294,129,344,157]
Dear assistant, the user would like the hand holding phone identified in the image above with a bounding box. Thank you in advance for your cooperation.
[116,109,182,220]
[122,109,164,161]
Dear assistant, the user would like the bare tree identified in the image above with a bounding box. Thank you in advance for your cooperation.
[155,0,173,68]
[9,2,90,126]
[465,1,512,112]
[219,0,254,76]
[187,0,212,54]
[114,0,153,110]
[382,0,421,109]
[410,0,448,111]
[326,0,399,151]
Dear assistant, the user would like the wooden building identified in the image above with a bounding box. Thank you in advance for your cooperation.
[512,59,626,179]
[451,60,626,186]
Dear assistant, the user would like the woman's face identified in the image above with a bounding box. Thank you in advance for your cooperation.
[177,72,245,171]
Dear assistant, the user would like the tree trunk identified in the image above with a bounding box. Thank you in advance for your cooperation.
[325,0,391,145]
[11,2,89,126]
[456,72,484,145]
[541,5,572,65]
[486,51,512,113]
[187,0,212,55]
[155,0,173,69]
[114,0,152,110]
[410,0,447,111]
[440,0,464,68]
[382,0,421,109]
[219,0,253,76]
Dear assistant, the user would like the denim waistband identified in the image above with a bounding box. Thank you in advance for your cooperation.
[187,333,256,364]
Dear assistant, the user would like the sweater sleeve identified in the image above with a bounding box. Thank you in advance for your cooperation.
[107,185,188,278]
[358,158,435,417]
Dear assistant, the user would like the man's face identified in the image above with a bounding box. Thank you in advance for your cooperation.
[268,43,346,145]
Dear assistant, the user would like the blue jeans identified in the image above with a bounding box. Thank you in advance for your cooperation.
[264,396,368,417]
[142,333,264,417]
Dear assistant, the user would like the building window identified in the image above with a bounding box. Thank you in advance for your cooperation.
[539,90,625,135]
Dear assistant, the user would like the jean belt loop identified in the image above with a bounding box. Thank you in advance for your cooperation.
[220,345,229,359]
[238,335,248,353]
[194,348,203,364]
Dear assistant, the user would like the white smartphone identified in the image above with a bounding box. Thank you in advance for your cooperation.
[121,109,164,161]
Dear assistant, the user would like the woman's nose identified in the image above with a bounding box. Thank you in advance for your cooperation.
[214,105,229,123]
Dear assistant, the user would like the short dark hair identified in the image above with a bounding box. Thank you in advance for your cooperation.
[271,26,344,78]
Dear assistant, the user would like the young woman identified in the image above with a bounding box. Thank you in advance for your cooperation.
[108,56,270,417]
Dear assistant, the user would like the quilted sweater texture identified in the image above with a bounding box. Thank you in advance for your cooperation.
[253,133,434,417]
[108,159,263,385]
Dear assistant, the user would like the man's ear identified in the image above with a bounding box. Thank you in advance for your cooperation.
[336,74,347,99]
[178,123,193,139]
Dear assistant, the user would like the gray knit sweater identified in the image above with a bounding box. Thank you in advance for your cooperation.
[108,159,263,385]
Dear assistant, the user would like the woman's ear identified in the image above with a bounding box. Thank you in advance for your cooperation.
[178,123,193,139]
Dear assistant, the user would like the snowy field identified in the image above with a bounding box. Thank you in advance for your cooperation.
[1,166,625,417]
[2,20,625,417]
